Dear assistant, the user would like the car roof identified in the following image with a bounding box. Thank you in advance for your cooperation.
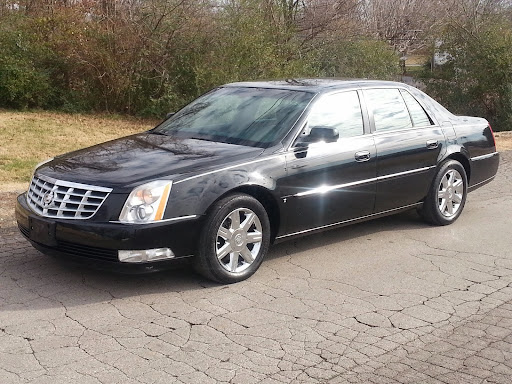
[223,79,407,93]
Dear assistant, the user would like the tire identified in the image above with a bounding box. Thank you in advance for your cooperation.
[195,193,271,283]
[422,159,468,226]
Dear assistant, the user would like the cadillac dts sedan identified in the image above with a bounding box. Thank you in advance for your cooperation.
[16,79,499,283]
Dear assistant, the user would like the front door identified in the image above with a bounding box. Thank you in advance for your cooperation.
[278,90,377,236]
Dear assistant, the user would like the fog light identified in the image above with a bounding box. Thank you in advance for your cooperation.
[118,248,175,263]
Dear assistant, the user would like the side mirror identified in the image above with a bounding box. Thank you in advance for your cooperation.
[304,126,339,143]
[166,112,175,119]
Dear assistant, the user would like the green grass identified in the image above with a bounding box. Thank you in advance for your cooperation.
[0,158,39,173]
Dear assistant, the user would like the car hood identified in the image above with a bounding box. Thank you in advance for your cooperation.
[36,133,264,189]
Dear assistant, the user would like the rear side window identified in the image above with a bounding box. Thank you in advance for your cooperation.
[364,89,412,131]
[401,90,432,127]
[307,91,364,139]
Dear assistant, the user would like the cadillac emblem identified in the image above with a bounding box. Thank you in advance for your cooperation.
[42,191,55,208]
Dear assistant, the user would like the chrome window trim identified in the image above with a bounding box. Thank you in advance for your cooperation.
[109,214,199,225]
[276,202,423,240]
[370,124,441,137]
[287,166,435,198]
[470,152,499,161]
[290,131,377,157]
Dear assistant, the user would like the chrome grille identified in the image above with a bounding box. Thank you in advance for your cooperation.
[27,174,112,219]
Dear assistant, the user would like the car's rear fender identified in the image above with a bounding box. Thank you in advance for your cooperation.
[451,117,499,189]
[440,137,499,190]
[453,116,496,157]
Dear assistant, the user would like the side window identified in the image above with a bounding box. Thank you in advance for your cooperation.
[400,90,433,127]
[307,91,364,139]
[365,89,412,131]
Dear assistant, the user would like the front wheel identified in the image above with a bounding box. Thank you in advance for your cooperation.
[422,160,468,226]
[195,193,271,283]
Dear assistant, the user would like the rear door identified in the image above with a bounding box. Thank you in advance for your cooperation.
[363,88,445,212]
[278,90,377,236]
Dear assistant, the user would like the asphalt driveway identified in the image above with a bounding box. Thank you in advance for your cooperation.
[1,152,511,384]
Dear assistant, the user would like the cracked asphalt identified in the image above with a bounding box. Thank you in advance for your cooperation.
[1,152,511,384]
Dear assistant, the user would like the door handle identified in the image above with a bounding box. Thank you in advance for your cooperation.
[355,151,371,162]
[426,139,439,149]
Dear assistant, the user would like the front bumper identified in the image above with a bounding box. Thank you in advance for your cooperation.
[15,193,202,273]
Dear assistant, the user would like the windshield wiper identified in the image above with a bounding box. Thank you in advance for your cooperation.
[149,130,168,136]
[189,136,218,143]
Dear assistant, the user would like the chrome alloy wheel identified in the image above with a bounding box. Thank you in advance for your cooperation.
[437,169,464,217]
[216,208,263,273]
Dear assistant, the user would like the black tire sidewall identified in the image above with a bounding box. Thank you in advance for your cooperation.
[424,160,468,225]
[197,193,271,283]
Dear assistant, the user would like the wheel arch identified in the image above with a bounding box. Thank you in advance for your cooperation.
[204,185,281,243]
[441,146,471,183]
[444,152,471,183]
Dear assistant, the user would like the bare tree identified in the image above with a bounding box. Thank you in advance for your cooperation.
[297,0,363,41]
[442,0,512,30]
[362,0,446,55]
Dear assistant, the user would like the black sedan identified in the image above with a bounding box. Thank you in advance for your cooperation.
[16,79,499,283]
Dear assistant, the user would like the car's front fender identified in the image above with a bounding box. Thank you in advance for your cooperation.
[164,154,286,219]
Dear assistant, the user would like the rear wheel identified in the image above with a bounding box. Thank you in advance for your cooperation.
[195,193,270,283]
[422,160,468,226]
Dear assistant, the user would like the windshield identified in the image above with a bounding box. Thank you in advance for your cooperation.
[152,87,313,148]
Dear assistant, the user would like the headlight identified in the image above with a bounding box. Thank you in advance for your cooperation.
[119,180,172,223]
